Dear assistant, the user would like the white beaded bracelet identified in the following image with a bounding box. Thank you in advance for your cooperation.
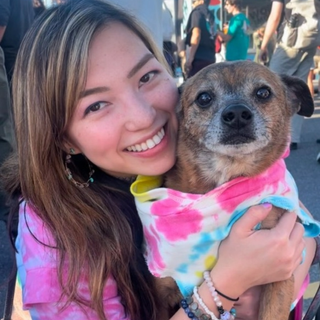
[203,271,236,320]
[193,286,219,320]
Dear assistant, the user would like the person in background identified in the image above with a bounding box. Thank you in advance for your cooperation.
[259,0,319,151]
[308,47,320,98]
[33,0,46,18]
[0,0,34,85]
[0,47,14,225]
[1,0,314,319]
[162,1,177,75]
[216,0,251,61]
[0,0,33,224]
[184,0,216,78]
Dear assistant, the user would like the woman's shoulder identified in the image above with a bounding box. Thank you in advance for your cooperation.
[17,200,57,261]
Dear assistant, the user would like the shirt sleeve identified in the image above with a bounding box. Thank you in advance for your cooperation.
[0,0,10,26]
[16,201,129,320]
[227,16,244,36]
[191,10,203,29]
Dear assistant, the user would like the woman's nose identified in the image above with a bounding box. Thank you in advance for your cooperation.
[123,93,157,131]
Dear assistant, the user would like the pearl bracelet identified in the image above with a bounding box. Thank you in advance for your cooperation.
[193,286,220,320]
[203,271,236,320]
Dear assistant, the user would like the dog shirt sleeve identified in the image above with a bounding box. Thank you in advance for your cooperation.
[16,201,129,320]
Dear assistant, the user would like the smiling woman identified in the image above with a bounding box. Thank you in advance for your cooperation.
[0,0,313,320]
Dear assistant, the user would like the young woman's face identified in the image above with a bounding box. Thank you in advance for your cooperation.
[67,23,179,178]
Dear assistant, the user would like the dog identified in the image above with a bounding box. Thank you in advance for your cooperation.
[131,61,319,320]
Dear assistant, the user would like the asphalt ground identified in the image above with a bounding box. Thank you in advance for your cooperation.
[0,98,320,318]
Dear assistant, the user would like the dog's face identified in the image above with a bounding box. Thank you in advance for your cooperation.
[178,61,313,157]
[172,61,314,190]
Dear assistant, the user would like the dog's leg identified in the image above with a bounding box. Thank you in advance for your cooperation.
[259,277,294,320]
[155,277,182,319]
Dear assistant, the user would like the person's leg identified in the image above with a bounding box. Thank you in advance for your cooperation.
[0,47,15,223]
[290,114,304,145]
[290,47,317,147]
[270,45,316,148]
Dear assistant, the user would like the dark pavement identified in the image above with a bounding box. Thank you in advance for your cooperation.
[0,99,320,317]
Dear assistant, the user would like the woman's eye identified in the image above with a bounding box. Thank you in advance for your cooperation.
[139,71,158,86]
[85,101,108,115]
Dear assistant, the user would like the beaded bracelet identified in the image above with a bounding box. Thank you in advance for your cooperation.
[203,271,239,302]
[203,271,236,320]
[180,296,211,320]
[193,286,220,320]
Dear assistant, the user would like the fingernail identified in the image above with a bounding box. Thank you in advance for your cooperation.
[262,202,272,209]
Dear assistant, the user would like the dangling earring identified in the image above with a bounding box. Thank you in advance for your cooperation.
[65,149,95,188]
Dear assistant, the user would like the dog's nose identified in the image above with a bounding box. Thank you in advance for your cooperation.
[221,104,253,129]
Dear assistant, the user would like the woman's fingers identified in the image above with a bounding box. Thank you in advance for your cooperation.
[232,203,272,236]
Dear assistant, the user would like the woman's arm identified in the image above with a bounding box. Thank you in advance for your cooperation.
[17,202,129,320]
[171,204,305,319]
[221,202,316,320]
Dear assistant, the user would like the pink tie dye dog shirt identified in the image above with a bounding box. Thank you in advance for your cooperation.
[131,156,320,298]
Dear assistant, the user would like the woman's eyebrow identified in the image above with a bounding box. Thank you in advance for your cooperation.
[127,53,154,79]
[80,86,109,98]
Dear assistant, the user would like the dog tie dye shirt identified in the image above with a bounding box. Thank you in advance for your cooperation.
[131,157,320,297]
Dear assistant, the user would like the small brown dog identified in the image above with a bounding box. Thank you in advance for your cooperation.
[161,61,314,320]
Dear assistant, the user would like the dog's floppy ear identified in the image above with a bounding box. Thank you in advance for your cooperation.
[176,82,185,114]
[280,74,314,117]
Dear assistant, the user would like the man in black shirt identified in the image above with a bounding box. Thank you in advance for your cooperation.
[185,0,216,78]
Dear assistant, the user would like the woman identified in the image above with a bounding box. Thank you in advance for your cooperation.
[1,0,314,319]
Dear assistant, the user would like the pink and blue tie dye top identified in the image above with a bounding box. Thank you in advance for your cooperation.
[131,157,320,298]
[15,201,129,320]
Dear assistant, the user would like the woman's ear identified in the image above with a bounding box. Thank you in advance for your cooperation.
[62,139,81,155]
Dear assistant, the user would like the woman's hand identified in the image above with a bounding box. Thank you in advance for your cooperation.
[210,204,305,299]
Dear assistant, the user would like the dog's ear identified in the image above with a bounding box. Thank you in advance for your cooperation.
[280,74,314,117]
[176,82,185,114]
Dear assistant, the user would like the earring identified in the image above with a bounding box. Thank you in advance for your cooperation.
[65,153,95,188]
[70,148,75,154]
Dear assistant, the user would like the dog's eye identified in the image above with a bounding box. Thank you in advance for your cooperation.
[256,87,271,99]
[195,92,213,108]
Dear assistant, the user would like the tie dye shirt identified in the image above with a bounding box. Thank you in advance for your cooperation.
[131,157,320,298]
[15,201,129,320]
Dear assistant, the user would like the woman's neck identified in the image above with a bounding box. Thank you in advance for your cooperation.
[232,8,241,15]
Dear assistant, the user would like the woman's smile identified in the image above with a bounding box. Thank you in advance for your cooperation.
[126,127,165,152]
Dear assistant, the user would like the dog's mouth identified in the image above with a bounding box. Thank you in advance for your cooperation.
[221,133,255,145]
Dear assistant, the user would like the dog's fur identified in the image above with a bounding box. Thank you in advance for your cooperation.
[160,61,314,320]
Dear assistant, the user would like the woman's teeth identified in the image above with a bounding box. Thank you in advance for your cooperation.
[127,128,165,152]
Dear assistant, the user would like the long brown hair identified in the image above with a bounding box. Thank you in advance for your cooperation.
[3,0,169,319]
